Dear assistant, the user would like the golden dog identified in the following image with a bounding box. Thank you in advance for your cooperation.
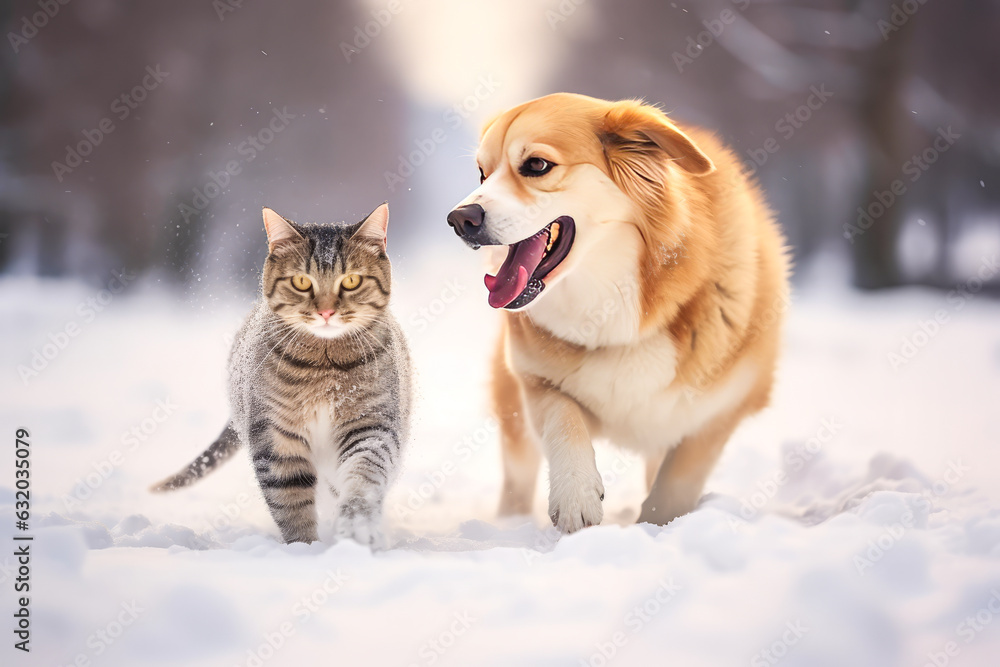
[446,93,789,532]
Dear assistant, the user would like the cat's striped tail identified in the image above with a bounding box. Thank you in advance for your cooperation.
[150,423,241,492]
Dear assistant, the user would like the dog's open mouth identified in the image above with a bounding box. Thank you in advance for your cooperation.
[484,216,575,309]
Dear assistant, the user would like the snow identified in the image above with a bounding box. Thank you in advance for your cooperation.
[2,253,1000,667]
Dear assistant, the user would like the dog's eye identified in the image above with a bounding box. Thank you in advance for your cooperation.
[519,157,554,177]
[479,167,486,184]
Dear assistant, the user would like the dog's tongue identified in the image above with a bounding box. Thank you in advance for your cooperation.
[484,232,548,308]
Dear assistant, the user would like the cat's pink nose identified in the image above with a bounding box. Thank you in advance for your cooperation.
[316,310,336,322]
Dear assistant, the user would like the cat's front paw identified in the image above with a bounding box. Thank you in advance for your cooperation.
[334,508,386,549]
[548,469,605,534]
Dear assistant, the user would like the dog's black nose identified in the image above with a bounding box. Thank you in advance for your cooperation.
[447,204,485,238]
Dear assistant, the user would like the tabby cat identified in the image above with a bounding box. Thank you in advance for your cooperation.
[152,204,411,547]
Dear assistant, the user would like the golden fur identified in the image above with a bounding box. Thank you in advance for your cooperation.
[452,93,790,531]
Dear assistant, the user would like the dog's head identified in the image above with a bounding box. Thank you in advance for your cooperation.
[447,92,715,310]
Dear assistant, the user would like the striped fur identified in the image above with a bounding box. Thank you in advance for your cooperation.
[153,205,411,546]
[149,424,240,491]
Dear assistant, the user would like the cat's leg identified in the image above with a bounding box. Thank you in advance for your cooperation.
[492,334,541,516]
[332,426,398,548]
[249,418,319,543]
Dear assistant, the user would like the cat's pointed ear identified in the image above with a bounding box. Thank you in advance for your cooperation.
[352,202,389,251]
[262,207,303,250]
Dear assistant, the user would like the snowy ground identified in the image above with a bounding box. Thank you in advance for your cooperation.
[2,252,1000,667]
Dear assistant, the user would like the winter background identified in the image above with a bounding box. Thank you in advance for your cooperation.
[2,1,1000,666]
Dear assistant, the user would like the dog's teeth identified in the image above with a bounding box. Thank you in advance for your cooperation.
[545,223,560,252]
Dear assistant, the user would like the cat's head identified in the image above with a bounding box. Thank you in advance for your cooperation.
[260,204,392,339]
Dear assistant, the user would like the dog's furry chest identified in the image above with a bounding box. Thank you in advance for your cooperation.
[536,335,756,453]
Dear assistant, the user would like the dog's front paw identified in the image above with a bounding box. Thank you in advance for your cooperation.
[548,470,605,533]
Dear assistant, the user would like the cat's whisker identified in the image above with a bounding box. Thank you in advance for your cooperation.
[356,324,382,353]
[154,204,410,548]
[346,328,371,360]
[277,327,301,356]
[351,324,385,374]
[249,325,299,376]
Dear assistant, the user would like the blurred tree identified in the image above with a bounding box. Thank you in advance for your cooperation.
[1,0,997,292]
[849,0,913,289]
[0,0,409,287]
[549,0,999,290]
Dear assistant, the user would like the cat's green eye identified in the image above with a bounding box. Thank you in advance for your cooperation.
[291,274,312,291]
[341,274,362,291]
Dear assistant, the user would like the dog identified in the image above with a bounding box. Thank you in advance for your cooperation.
[446,93,790,533]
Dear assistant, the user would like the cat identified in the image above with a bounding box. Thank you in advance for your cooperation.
[152,203,411,547]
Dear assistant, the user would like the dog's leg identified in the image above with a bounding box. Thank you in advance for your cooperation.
[637,406,744,525]
[492,332,541,516]
[522,379,604,533]
[644,452,666,494]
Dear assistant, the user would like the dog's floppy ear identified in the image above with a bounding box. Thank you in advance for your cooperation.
[601,100,716,186]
